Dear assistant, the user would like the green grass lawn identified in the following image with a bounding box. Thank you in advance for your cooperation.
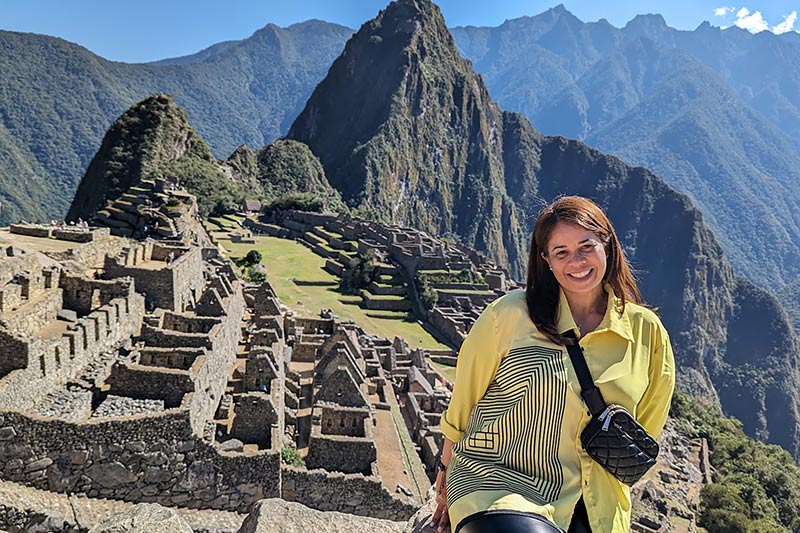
[209,216,242,229]
[436,288,496,295]
[430,360,457,383]
[218,235,449,350]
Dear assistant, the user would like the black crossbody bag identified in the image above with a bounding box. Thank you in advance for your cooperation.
[563,331,659,486]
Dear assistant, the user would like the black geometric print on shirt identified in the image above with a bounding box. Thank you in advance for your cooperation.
[448,345,567,506]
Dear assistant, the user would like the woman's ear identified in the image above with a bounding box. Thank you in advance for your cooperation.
[540,252,551,270]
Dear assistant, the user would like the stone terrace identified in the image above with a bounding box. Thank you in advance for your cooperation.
[245,210,520,350]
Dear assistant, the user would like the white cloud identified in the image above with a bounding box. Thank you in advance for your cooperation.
[772,10,798,34]
[734,7,769,33]
[714,6,735,17]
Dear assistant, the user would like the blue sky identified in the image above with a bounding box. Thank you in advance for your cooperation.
[2,1,798,63]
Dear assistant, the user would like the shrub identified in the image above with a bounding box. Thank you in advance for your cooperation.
[339,250,377,294]
[281,445,305,467]
[244,249,262,266]
[414,273,438,310]
[261,192,326,217]
[244,266,266,283]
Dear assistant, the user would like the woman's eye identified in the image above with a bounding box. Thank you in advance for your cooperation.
[554,251,568,258]
[581,244,595,252]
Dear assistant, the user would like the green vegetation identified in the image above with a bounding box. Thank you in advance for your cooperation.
[0,23,352,225]
[244,249,262,266]
[261,193,330,217]
[256,139,345,211]
[67,94,245,220]
[419,268,486,285]
[340,250,378,294]
[217,234,448,350]
[414,273,438,310]
[243,266,266,284]
[280,445,305,467]
[671,390,800,532]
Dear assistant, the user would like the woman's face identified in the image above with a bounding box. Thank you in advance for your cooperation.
[542,222,607,301]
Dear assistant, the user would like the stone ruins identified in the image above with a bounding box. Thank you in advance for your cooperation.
[246,209,519,350]
[0,183,464,528]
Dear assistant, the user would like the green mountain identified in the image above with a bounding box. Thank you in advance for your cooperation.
[286,0,800,458]
[67,94,240,220]
[0,21,351,225]
[67,94,341,221]
[287,0,529,272]
[449,9,800,296]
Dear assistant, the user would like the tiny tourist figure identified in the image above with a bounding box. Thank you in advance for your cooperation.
[432,196,675,533]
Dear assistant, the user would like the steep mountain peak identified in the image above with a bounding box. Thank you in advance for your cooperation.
[624,13,669,35]
[695,20,716,32]
[67,93,230,220]
[288,0,519,268]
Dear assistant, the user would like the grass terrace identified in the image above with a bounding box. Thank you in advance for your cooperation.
[217,234,449,350]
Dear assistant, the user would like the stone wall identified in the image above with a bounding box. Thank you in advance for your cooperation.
[429,308,469,348]
[48,235,129,271]
[9,224,51,238]
[0,292,145,411]
[103,247,203,312]
[137,347,203,370]
[184,281,245,436]
[0,283,22,314]
[305,423,376,475]
[0,251,38,286]
[106,364,193,409]
[0,333,28,378]
[319,405,370,438]
[162,313,219,334]
[60,275,133,317]
[0,409,280,513]
[2,289,62,337]
[230,393,277,450]
[281,466,416,521]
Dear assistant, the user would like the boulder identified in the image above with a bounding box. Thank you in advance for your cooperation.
[238,499,405,533]
[88,503,192,533]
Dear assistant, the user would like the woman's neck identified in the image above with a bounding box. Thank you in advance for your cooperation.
[565,288,607,333]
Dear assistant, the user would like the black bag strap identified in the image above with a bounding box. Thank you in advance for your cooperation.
[563,330,608,416]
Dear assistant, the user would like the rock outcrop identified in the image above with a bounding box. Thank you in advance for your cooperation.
[238,499,405,533]
[88,503,193,533]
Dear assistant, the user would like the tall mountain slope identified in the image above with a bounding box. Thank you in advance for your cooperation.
[287,0,800,457]
[0,21,351,224]
[450,9,800,294]
[288,0,529,271]
[68,94,340,221]
[67,94,239,219]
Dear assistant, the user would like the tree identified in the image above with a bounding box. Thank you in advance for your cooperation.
[244,249,262,266]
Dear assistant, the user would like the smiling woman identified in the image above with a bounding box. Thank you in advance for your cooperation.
[431,196,675,533]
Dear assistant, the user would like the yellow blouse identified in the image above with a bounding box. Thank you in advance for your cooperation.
[440,288,675,532]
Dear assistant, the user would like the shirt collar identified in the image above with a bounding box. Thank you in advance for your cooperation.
[556,284,634,342]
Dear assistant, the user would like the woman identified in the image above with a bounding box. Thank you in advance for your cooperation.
[431,196,675,532]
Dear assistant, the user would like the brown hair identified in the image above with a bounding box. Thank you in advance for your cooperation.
[525,196,643,344]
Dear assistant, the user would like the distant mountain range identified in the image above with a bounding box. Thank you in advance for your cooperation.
[69,0,800,466]
[450,7,800,300]
[0,22,351,225]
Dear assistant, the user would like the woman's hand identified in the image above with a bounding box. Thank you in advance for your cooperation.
[431,467,450,532]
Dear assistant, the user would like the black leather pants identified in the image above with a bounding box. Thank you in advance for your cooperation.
[455,498,592,533]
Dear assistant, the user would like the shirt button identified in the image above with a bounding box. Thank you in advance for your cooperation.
[584,480,589,486]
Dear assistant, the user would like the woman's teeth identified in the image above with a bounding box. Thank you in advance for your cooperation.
[568,269,592,279]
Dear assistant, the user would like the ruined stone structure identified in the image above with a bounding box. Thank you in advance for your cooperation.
[246,210,519,349]
[0,196,427,523]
